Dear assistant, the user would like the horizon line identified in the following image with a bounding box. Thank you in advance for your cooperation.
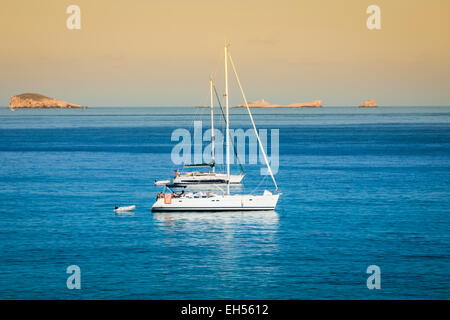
[3,105,450,108]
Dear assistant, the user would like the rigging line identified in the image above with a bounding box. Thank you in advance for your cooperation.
[227,50,279,192]
[182,105,202,172]
[180,102,202,173]
[177,49,222,173]
[212,184,225,195]
[212,84,245,174]
[181,80,211,171]
[251,173,268,195]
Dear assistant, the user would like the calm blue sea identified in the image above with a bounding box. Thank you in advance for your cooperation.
[0,106,449,299]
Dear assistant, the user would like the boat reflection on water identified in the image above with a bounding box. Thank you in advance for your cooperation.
[152,210,279,230]
[114,211,136,216]
[152,210,281,286]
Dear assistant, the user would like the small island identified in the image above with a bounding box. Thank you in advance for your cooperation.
[197,99,322,108]
[8,93,89,109]
[234,99,322,108]
[359,99,378,108]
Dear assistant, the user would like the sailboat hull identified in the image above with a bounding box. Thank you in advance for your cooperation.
[151,193,279,212]
[173,173,244,185]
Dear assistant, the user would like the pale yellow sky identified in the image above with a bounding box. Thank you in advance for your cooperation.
[1,0,449,106]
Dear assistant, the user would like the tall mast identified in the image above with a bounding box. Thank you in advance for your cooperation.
[209,77,215,173]
[224,45,230,195]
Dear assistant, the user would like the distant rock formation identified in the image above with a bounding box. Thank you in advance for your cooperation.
[233,99,322,108]
[285,100,323,108]
[359,99,378,108]
[235,99,271,108]
[8,93,89,109]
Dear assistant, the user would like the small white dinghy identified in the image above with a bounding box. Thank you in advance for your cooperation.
[154,179,171,186]
[114,205,136,213]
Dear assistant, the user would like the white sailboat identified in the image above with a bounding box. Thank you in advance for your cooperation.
[151,45,280,212]
[155,77,244,187]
